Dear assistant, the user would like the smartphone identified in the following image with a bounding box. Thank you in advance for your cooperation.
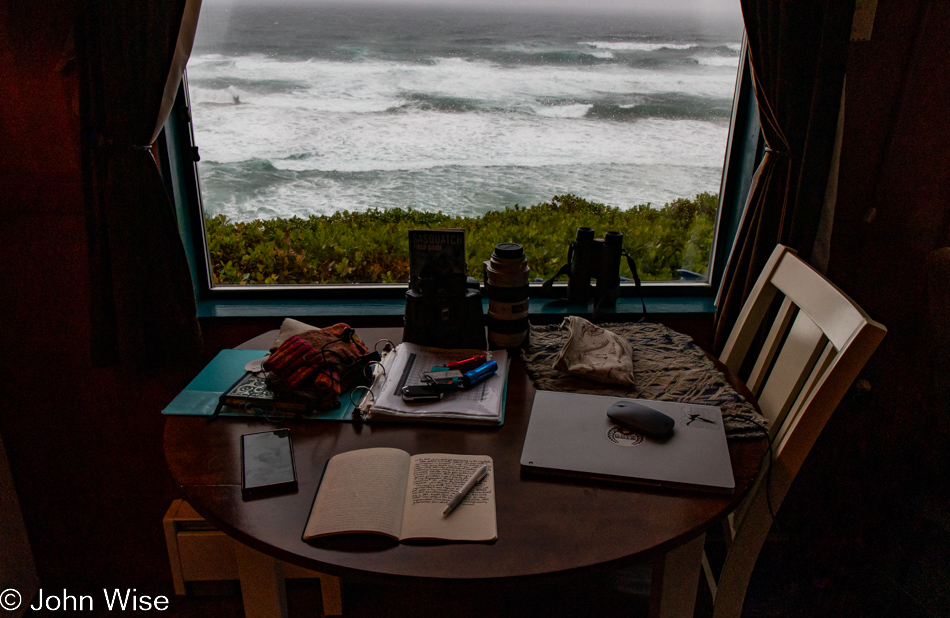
[401,384,445,402]
[241,429,298,498]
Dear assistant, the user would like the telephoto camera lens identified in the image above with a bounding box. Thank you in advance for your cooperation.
[484,243,530,348]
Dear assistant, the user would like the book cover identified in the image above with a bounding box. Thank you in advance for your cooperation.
[408,229,466,292]
[218,372,311,414]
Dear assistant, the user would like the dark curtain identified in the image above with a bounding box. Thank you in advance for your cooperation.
[78,0,202,367]
[713,0,855,353]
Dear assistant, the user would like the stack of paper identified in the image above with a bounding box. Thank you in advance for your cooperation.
[358,343,508,426]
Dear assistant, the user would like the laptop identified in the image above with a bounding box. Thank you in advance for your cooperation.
[520,391,735,493]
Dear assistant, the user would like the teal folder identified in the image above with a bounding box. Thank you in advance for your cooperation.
[161,349,359,421]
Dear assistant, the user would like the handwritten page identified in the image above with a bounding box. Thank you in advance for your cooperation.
[400,454,496,541]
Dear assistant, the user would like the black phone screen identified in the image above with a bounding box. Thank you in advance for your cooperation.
[241,429,297,497]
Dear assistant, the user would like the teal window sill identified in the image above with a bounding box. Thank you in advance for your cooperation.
[196,296,716,319]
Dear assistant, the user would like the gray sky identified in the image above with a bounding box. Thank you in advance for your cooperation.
[215,0,739,17]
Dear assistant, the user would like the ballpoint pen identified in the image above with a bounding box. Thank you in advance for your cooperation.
[441,464,489,517]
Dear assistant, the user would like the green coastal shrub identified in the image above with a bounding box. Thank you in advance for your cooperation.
[204,192,718,285]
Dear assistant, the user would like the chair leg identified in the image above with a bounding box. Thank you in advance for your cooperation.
[320,575,343,616]
[712,490,774,618]
[650,533,705,618]
[701,550,718,602]
[235,542,289,618]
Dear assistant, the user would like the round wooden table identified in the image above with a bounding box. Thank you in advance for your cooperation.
[164,327,766,617]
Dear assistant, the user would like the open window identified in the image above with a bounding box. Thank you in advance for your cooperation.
[161,1,759,310]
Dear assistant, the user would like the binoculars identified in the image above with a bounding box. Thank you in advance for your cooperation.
[566,227,624,306]
[542,227,637,309]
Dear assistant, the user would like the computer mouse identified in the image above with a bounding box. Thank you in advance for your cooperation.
[606,400,675,438]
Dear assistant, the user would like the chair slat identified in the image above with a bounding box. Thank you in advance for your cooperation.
[755,306,827,438]
[719,248,787,373]
[770,251,866,350]
[773,341,836,459]
[746,297,796,396]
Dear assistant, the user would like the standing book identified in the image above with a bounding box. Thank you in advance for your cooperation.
[302,448,496,542]
[408,228,466,292]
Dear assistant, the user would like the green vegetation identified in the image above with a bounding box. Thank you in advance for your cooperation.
[205,192,718,285]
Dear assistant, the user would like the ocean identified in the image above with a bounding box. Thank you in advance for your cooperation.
[188,1,743,222]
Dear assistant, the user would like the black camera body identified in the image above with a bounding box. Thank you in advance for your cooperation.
[565,227,625,307]
[403,273,487,350]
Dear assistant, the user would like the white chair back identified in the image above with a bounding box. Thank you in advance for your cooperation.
[707,244,886,618]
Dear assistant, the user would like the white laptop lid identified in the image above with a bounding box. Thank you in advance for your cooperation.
[520,391,735,492]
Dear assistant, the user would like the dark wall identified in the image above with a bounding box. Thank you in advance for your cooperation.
[1,0,947,607]
[758,2,950,613]
[0,3,251,587]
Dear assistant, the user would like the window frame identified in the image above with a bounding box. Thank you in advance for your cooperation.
[161,35,759,315]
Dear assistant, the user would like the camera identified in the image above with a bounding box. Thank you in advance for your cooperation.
[403,273,488,350]
[542,227,640,310]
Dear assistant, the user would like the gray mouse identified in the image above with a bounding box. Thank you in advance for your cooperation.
[606,400,675,438]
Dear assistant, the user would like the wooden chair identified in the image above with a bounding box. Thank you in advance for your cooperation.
[702,244,886,617]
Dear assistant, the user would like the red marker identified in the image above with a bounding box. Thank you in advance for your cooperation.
[445,354,488,373]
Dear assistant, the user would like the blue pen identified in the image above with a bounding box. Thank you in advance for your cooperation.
[460,360,498,389]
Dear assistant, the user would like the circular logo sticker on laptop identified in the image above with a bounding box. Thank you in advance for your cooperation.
[607,426,644,446]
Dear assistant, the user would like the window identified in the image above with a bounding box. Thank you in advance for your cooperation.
[163,0,758,309]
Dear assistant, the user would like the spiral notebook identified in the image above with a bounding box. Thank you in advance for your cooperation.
[354,342,508,426]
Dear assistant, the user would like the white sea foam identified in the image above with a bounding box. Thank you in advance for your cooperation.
[189,35,739,220]
[691,55,741,68]
[189,53,737,113]
[532,103,593,118]
[582,41,696,52]
[190,86,245,105]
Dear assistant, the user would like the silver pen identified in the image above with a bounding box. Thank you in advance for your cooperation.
[441,464,489,517]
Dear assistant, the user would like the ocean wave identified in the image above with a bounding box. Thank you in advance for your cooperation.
[690,55,741,68]
[189,52,739,117]
[394,92,485,114]
[493,42,616,64]
[582,41,697,52]
[587,95,732,122]
[195,108,728,176]
[532,103,593,118]
[533,50,616,65]
[190,86,245,105]
[187,5,743,222]
[203,158,282,175]
[198,160,727,222]
[189,75,310,94]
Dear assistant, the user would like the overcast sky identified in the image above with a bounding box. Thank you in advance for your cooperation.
[212,0,740,17]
